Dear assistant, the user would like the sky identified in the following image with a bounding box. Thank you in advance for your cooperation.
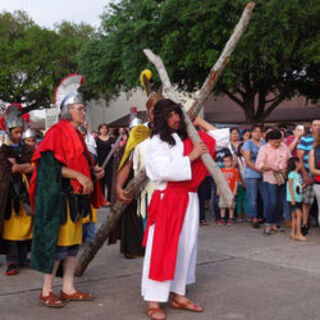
[0,0,113,28]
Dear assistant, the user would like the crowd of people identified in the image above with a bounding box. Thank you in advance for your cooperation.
[1,73,320,319]
[198,120,320,242]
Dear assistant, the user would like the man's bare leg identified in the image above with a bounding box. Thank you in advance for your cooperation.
[291,212,296,240]
[302,203,310,226]
[62,256,77,294]
[42,260,61,296]
[295,209,308,242]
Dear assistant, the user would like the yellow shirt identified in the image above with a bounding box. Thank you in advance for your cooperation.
[2,174,33,241]
[57,201,82,247]
[82,206,98,224]
[2,204,33,241]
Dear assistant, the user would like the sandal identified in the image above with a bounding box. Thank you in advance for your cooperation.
[171,298,203,312]
[60,290,95,301]
[263,226,272,236]
[146,306,166,320]
[39,291,64,308]
[6,263,18,276]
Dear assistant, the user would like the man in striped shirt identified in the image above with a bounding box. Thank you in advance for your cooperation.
[297,119,320,234]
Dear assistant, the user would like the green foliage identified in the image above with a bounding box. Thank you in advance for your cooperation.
[78,0,320,122]
[0,11,94,111]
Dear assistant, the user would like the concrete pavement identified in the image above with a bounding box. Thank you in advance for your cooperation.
[1,211,320,320]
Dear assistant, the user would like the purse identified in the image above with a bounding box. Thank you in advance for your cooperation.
[273,170,287,186]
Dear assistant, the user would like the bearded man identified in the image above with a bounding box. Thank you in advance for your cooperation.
[142,98,229,320]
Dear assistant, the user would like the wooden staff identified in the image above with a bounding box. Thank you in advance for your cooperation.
[101,134,123,169]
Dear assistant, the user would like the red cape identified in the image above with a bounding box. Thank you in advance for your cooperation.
[143,131,216,281]
[29,119,105,211]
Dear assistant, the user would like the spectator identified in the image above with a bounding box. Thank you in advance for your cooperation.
[217,154,239,226]
[80,121,97,163]
[263,126,273,140]
[198,176,211,226]
[119,128,129,148]
[297,119,320,235]
[308,130,320,227]
[279,128,287,141]
[96,123,115,206]
[236,143,248,222]
[256,129,291,235]
[229,127,241,154]
[242,129,251,142]
[287,157,307,242]
[118,127,127,136]
[214,146,232,221]
[285,125,304,157]
[243,125,265,228]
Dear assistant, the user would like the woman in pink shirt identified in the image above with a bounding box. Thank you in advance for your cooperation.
[256,129,291,234]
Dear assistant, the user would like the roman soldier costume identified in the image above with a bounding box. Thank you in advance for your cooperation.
[0,103,33,275]
[30,74,105,274]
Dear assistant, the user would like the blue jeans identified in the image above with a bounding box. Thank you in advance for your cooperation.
[282,197,291,221]
[244,178,264,219]
[211,182,220,219]
[82,223,96,242]
[263,182,286,225]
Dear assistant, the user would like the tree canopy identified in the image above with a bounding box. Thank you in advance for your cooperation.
[78,0,320,122]
[0,11,94,112]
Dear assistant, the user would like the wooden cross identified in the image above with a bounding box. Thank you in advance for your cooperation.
[75,2,255,276]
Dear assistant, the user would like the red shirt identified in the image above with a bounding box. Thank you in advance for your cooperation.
[221,167,239,192]
[285,136,297,156]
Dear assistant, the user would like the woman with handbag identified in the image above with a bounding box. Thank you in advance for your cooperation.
[256,129,291,235]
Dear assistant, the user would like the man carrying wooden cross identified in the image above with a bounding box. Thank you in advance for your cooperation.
[142,99,229,320]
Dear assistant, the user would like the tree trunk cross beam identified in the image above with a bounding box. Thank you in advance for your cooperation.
[75,2,255,276]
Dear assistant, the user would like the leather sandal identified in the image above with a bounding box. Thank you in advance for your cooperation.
[171,298,203,312]
[39,291,64,308]
[6,263,18,276]
[60,290,95,301]
[146,306,166,320]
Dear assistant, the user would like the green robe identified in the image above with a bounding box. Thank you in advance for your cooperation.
[31,152,63,274]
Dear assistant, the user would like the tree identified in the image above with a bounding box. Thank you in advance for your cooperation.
[78,0,320,122]
[0,11,95,112]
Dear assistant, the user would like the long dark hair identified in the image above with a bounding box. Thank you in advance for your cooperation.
[151,99,188,146]
[287,156,300,172]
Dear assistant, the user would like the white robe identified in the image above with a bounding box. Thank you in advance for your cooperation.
[141,129,229,302]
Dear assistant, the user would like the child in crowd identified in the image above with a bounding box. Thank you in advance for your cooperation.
[287,157,308,242]
[236,143,248,222]
[218,154,239,226]
[22,128,37,150]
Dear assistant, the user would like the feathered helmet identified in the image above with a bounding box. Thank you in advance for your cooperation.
[129,106,142,129]
[0,103,30,132]
[54,73,85,114]
[22,128,36,140]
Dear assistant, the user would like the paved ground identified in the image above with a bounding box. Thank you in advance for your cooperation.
[1,210,320,320]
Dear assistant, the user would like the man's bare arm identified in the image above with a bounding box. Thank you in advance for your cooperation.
[297,149,312,185]
[116,160,134,203]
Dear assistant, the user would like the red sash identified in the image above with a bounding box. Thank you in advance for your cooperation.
[143,132,215,281]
